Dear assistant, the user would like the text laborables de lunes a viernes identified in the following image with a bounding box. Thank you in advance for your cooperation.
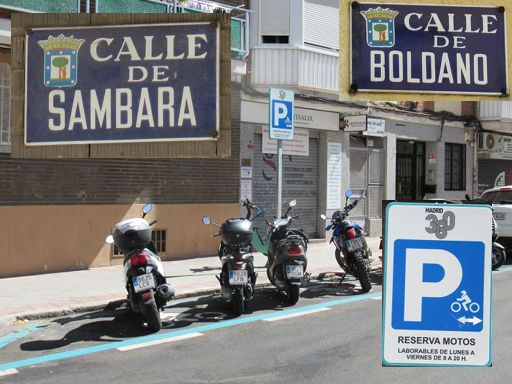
[397,336,477,362]
[370,12,499,87]
[48,33,208,132]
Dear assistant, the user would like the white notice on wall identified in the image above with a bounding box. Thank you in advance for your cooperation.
[327,142,342,209]
[241,179,252,201]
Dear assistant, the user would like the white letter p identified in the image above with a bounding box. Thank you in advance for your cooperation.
[403,248,462,322]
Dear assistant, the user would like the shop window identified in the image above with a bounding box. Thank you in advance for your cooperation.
[445,143,466,191]
[112,229,167,257]
[0,62,10,153]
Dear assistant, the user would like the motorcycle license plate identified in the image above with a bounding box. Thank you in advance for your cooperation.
[133,273,156,293]
[346,237,364,252]
[229,270,248,285]
[286,265,303,279]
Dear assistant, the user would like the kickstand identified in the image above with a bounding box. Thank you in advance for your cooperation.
[337,271,347,287]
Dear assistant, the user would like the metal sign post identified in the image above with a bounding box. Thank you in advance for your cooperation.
[269,88,294,217]
[383,202,492,367]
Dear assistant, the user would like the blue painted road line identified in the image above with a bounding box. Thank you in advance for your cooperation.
[0,324,46,350]
[0,291,380,372]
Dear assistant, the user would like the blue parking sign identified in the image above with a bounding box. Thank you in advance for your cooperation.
[383,203,492,367]
[269,88,294,140]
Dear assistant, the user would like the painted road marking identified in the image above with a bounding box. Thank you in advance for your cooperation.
[371,296,382,300]
[0,369,18,377]
[263,307,331,322]
[117,332,203,351]
[0,323,45,349]
[0,291,380,372]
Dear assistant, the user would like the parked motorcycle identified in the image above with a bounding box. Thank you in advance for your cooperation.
[255,199,309,304]
[202,199,263,315]
[321,190,372,293]
[492,214,507,270]
[106,203,174,332]
[463,194,507,271]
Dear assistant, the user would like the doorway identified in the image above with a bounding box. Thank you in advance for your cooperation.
[396,141,425,200]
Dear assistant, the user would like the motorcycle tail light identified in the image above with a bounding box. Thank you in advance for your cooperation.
[130,252,150,267]
[287,244,304,255]
[231,263,243,270]
[346,227,356,240]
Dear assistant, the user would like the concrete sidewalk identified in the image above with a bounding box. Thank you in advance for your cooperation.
[0,238,382,324]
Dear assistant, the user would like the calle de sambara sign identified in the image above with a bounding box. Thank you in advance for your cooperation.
[350,3,507,95]
[25,23,219,145]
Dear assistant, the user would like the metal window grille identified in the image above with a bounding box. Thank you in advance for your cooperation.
[445,143,466,191]
[111,229,167,257]
[0,62,10,152]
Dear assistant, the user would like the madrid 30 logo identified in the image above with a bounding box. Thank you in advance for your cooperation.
[360,7,399,48]
[37,34,85,87]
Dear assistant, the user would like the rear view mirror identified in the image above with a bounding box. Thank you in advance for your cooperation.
[320,214,327,220]
[289,199,297,207]
[345,190,353,198]
[202,216,211,225]
[105,235,114,244]
[142,203,153,218]
[255,208,265,219]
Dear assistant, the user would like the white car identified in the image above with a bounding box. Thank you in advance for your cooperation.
[480,186,512,248]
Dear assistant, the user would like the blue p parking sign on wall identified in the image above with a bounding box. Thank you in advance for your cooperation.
[383,203,492,367]
[269,88,294,140]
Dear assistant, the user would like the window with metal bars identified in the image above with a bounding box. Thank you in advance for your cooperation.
[112,229,167,257]
[0,62,10,152]
[445,143,466,191]
[80,0,97,12]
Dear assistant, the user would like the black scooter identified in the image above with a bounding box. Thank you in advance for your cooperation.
[202,200,264,315]
[106,203,174,332]
[256,199,309,304]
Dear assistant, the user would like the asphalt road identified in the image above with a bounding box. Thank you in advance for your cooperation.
[1,267,512,383]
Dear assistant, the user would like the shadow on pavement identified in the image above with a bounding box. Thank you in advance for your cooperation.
[20,309,151,351]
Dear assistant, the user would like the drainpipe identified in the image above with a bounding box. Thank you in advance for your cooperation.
[472,121,481,198]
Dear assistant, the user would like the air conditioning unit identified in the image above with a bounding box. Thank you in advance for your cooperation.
[478,132,499,151]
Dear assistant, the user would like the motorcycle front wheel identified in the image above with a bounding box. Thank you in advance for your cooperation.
[492,245,506,270]
[232,287,245,315]
[143,302,162,332]
[355,256,372,293]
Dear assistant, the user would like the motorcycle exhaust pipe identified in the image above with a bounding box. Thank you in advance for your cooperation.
[157,284,175,300]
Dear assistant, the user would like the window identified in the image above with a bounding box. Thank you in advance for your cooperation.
[112,229,167,257]
[0,62,10,153]
[445,143,466,191]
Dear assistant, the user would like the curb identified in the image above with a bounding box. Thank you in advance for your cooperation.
[11,265,382,322]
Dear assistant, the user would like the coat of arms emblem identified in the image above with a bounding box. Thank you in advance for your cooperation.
[37,34,85,87]
[360,7,399,48]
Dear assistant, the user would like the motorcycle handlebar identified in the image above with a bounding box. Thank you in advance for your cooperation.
[148,220,158,226]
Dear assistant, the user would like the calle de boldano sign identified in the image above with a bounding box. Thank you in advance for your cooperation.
[350,2,507,95]
[25,23,219,145]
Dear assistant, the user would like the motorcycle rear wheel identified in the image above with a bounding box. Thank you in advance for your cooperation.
[355,256,372,293]
[492,245,506,270]
[232,287,245,315]
[286,284,300,305]
[144,302,162,332]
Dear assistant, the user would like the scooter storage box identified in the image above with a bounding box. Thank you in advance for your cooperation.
[113,218,151,251]
[221,218,253,246]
